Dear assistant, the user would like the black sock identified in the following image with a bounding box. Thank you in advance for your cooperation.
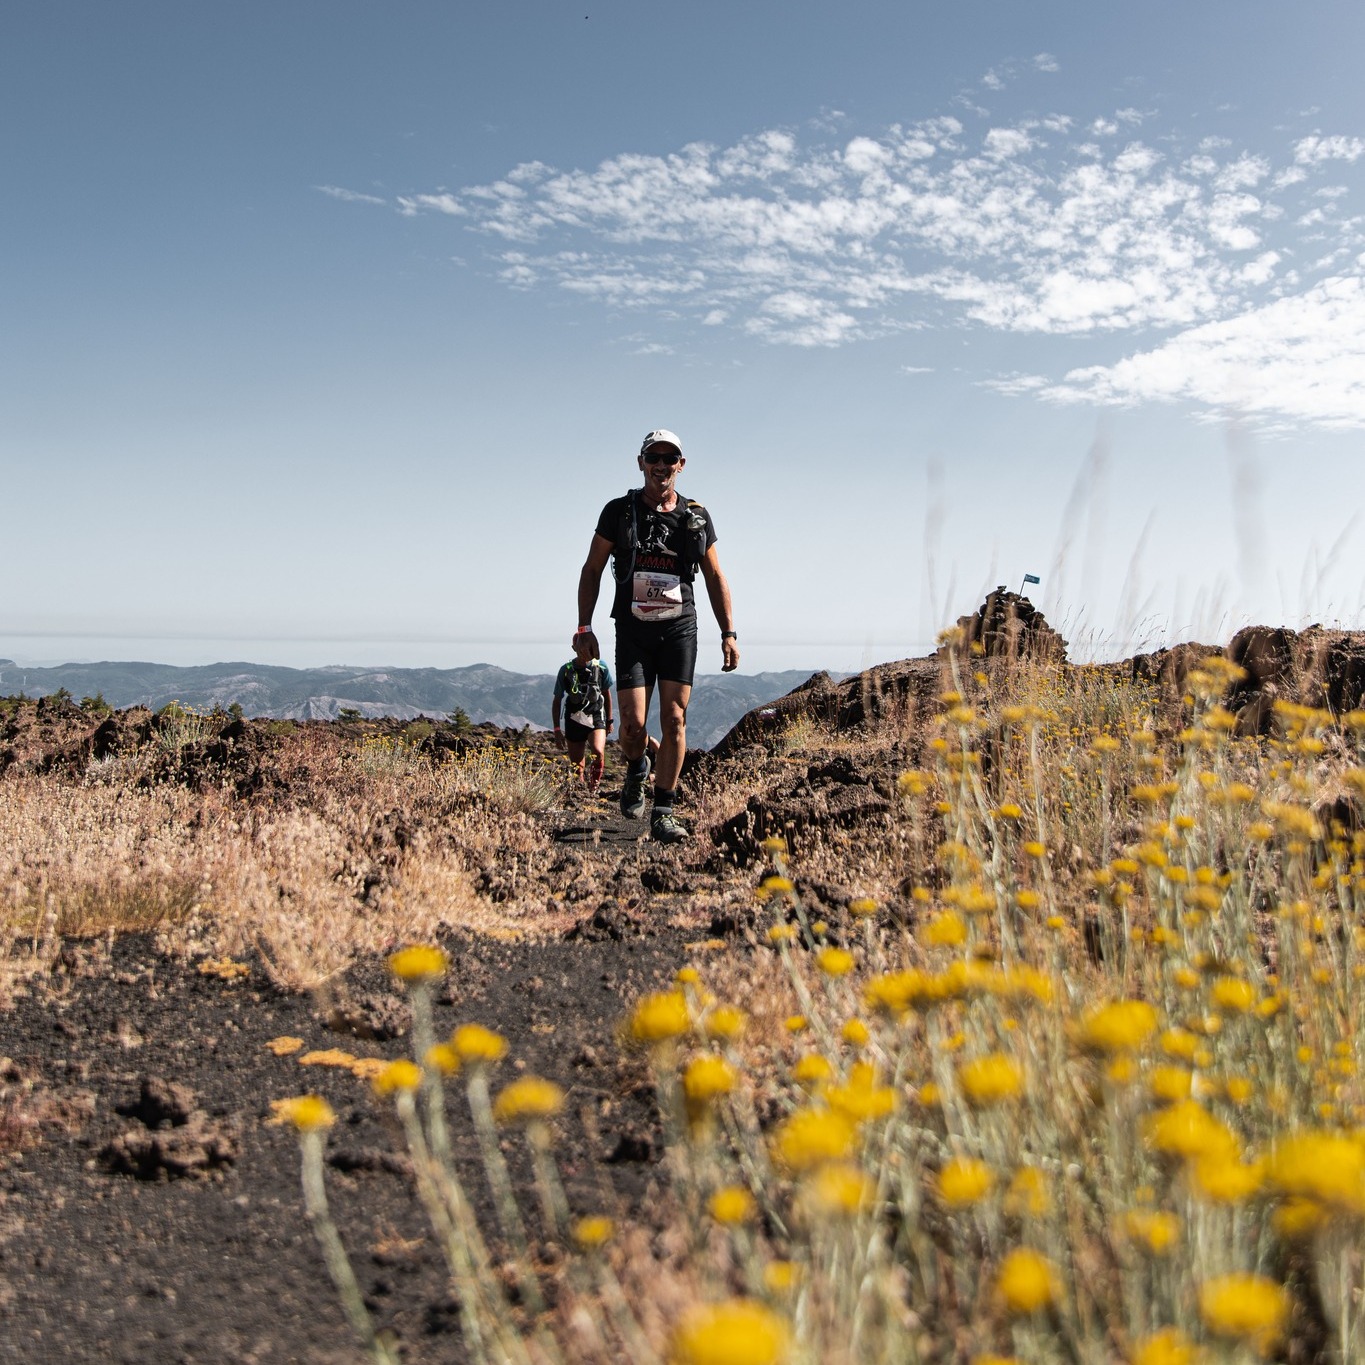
[629,756,649,776]
[654,787,675,812]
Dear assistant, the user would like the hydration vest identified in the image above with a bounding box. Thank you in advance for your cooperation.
[611,489,710,585]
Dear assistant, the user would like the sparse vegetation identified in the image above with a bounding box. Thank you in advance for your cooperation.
[9,631,1365,1362]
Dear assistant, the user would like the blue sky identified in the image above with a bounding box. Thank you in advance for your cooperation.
[5,1,1365,675]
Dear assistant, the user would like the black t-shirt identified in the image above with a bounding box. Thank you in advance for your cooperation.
[594,491,718,625]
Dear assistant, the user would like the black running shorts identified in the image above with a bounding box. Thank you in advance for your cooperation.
[563,718,599,743]
[615,617,699,690]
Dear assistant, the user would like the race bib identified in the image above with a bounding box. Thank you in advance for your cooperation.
[632,570,684,621]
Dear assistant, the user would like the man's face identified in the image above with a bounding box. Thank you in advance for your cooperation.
[639,444,684,496]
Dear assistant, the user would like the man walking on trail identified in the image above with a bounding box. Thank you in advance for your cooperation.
[551,635,614,791]
[574,428,739,844]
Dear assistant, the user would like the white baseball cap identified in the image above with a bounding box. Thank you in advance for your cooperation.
[640,428,682,456]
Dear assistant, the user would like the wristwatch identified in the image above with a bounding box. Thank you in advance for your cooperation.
[721,631,738,641]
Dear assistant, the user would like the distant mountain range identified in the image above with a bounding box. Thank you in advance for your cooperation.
[0,659,837,750]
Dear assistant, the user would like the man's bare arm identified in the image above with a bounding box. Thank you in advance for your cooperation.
[576,534,615,658]
[699,545,739,672]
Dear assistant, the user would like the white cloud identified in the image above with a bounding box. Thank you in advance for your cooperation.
[378,105,1365,423]
[1033,53,1059,73]
[396,192,467,217]
[317,185,386,205]
[983,127,1033,159]
[1295,135,1365,165]
[1024,275,1365,428]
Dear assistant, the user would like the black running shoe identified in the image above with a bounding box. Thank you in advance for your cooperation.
[620,754,652,819]
[650,810,690,844]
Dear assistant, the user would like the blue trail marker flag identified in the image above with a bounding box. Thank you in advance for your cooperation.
[1022,574,1040,585]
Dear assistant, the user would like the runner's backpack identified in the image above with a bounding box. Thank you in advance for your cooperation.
[563,660,605,728]
[611,489,710,585]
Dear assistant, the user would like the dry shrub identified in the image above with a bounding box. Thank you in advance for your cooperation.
[0,730,558,987]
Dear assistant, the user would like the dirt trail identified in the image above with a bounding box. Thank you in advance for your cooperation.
[0,917,700,1364]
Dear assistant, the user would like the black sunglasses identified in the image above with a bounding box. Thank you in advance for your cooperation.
[643,450,681,465]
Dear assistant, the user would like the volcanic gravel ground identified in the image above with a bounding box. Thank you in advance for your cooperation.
[0,923,697,1363]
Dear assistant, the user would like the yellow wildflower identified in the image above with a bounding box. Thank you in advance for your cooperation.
[996,1248,1059,1315]
[1144,1100,1238,1163]
[682,1056,737,1113]
[1272,1198,1326,1239]
[709,1186,756,1225]
[372,1059,422,1096]
[1160,1028,1199,1061]
[1268,1131,1365,1214]
[1130,1328,1200,1365]
[762,1261,800,1293]
[573,1215,615,1248]
[424,1042,460,1076]
[784,1014,808,1033]
[826,1066,896,1124]
[1121,1208,1180,1255]
[771,1108,858,1172]
[269,1094,336,1132]
[1198,1274,1288,1354]
[1149,1066,1193,1104]
[264,1036,305,1057]
[791,1053,834,1088]
[938,1156,994,1207]
[387,945,448,982]
[1004,1166,1051,1218]
[923,910,968,947]
[803,1161,875,1217]
[705,1005,746,1041]
[493,1076,565,1125]
[863,969,934,1016]
[1210,976,1256,1014]
[669,1299,790,1365]
[452,1023,509,1064]
[816,946,855,977]
[958,1053,1024,1107]
[1077,999,1159,1055]
[627,992,690,1045]
[1188,1154,1264,1204]
[848,897,878,918]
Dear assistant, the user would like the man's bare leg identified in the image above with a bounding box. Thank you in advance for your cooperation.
[617,685,653,818]
[648,681,691,842]
[587,729,607,790]
[652,680,690,791]
[618,685,651,761]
